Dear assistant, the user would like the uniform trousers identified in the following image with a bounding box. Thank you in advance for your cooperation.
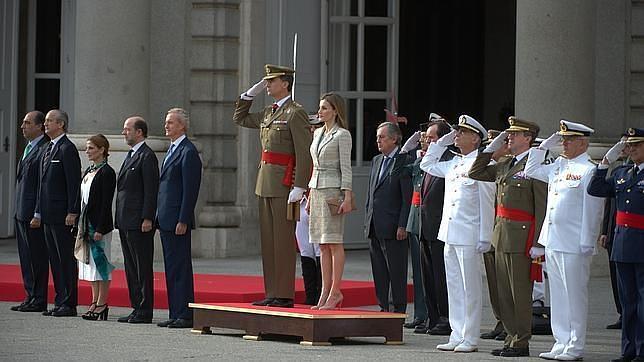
[532,262,547,303]
[258,196,296,299]
[616,262,644,359]
[545,249,590,358]
[409,233,427,321]
[43,223,78,308]
[483,248,504,333]
[444,243,482,346]
[15,219,48,306]
[495,251,533,348]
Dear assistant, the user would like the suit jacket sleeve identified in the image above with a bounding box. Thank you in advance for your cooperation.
[64,142,82,215]
[339,129,353,190]
[179,146,202,227]
[586,167,614,198]
[290,108,313,189]
[397,155,413,228]
[141,149,160,221]
[95,166,116,234]
[233,98,263,129]
[468,152,498,182]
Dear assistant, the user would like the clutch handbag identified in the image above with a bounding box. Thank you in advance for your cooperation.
[325,196,357,215]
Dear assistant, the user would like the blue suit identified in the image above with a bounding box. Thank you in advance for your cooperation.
[588,164,644,359]
[36,134,81,308]
[15,136,49,307]
[157,136,201,320]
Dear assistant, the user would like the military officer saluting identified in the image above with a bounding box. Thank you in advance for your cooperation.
[233,64,313,308]
[524,120,604,361]
[588,127,644,362]
[469,117,547,357]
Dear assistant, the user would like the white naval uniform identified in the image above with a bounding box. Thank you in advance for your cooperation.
[525,149,604,358]
[420,144,495,347]
[296,195,320,258]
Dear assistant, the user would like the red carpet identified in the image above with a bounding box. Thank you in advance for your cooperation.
[0,264,413,309]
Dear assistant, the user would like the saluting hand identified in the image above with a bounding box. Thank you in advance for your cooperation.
[245,79,267,98]
[436,129,457,147]
[538,133,560,150]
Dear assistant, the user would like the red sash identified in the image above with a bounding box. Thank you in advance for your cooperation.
[261,151,295,187]
[412,191,421,206]
[496,205,543,282]
[616,211,644,230]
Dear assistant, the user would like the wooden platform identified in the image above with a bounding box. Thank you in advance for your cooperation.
[189,302,406,346]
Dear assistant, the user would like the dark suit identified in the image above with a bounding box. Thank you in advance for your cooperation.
[588,164,644,359]
[36,134,81,308]
[364,149,412,313]
[419,149,453,327]
[15,135,49,307]
[116,142,159,317]
[157,136,201,320]
[82,164,116,235]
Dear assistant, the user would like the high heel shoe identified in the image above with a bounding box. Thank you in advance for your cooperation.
[319,293,343,310]
[311,293,329,310]
[81,302,97,318]
[82,304,109,321]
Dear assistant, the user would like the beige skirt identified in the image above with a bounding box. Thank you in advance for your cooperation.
[309,188,345,244]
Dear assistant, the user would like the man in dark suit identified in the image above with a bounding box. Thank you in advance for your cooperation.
[364,121,412,313]
[156,108,202,329]
[588,127,644,362]
[12,111,49,313]
[33,109,81,317]
[417,119,453,335]
[115,116,159,324]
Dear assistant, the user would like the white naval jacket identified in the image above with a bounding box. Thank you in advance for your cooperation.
[420,145,495,246]
[524,149,604,254]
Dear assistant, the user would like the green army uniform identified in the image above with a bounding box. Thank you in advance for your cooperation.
[469,118,547,351]
[232,65,313,300]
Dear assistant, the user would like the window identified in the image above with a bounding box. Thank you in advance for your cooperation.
[322,0,399,165]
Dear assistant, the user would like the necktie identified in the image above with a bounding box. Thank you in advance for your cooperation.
[42,142,53,173]
[509,157,516,168]
[271,103,279,114]
[378,156,391,183]
[125,149,133,162]
[22,143,33,160]
[163,144,175,166]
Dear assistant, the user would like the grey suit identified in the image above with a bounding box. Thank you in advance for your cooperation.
[364,149,413,312]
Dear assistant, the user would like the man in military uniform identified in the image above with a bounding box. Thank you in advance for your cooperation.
[525,120,604,361]
[469,117,547,357]
[420,115,496,353]
[233,64,312,308]
[588,127,644,362]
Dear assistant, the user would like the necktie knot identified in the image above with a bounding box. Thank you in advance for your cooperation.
[22,143,33,160]
[271,103,279,114]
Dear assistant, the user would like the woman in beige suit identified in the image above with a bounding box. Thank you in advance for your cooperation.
[308,93,353,310]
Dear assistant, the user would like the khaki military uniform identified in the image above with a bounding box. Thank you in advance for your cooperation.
[469,152,547,349]
[233,96,312,299]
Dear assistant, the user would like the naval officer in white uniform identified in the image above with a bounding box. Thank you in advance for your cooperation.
[524,120,604,361]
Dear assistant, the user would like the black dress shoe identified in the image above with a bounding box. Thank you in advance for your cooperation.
[267,298,294,308]
[42,306,59,316]
[251,298,275,306]
[118,310,137,323]
[20,302,47,312]
[481,329,503,339]
[52,306,77,317]
[157,319,176,327]
[10,300,31,311]
[500,347,530,357]
[414,324,429,334]
[404,318,426,329]
[168,318,193,329]
[492,347,511,356]
[427,324,452,336]
[607,319,622,330]
[495,331,508,341]
[129,314,153,324]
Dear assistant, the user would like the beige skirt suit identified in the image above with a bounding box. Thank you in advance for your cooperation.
[308,124,353,244]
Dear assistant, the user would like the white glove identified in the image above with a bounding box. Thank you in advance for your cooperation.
[401,131,422,153]
[244,79,267,98]
[287,186,306,203]
[436,129,458,147]
[529,247,545,259]
[484,131,508,153]
[603,141,626,164]
[580,245,595,256]
[476,240,491,254]
[538,133,560,150]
